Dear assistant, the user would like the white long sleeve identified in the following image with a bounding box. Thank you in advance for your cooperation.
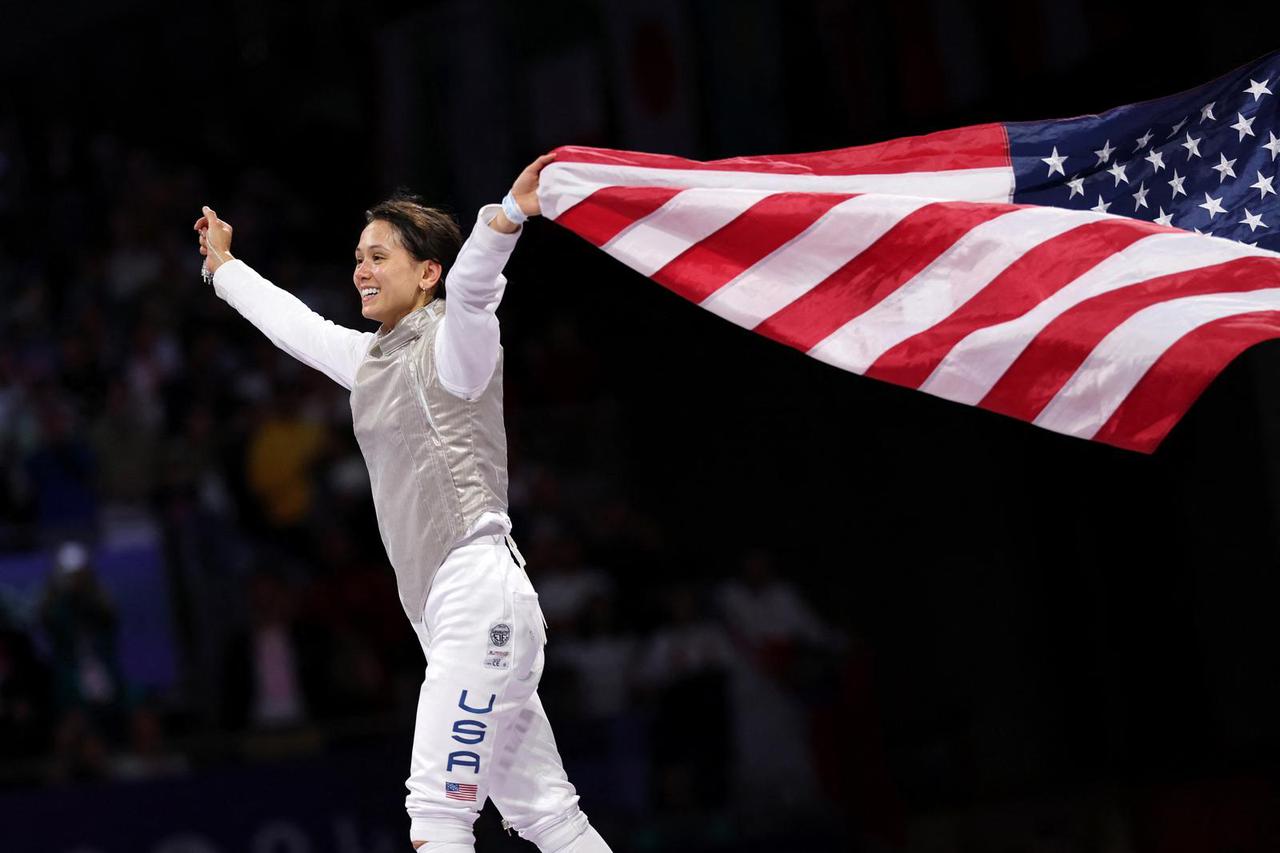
[433,203,521,400]
[211,259,375,391]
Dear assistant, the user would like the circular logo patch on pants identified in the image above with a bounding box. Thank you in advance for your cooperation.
[489,623,512,647]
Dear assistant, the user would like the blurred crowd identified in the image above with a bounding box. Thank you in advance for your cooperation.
[0,118,890,848]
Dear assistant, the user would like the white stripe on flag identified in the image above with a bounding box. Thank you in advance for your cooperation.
[1034,287,1280,438]
[537,160,1016,220]
[538,166,612,221]
[602,187,777,277]
[700,194,936,329]
[920,232,1275,405]
[807,205,1106,374]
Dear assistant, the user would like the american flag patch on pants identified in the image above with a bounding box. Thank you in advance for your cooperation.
[444,781,478,802]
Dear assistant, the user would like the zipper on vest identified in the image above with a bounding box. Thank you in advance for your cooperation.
[403,350,440,446]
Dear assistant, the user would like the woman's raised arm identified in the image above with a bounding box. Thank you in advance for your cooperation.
[434,153,556,399]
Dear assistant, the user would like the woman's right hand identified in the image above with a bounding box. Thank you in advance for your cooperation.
[193,205,235,275]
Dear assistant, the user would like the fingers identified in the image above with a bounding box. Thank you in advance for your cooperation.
[529,152,557,172]
[519,152,557,176]
[195,206,232,241]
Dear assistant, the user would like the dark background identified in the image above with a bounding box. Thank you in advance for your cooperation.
[2,2,1279,851]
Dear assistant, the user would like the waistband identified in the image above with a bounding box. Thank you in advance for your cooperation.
[454,530,527,570]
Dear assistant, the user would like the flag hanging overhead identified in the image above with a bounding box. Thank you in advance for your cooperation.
[536,49,1280,453]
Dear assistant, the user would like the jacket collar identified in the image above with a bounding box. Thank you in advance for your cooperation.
[371,298,444,357]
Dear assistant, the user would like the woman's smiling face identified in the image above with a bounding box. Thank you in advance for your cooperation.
[353,219,441,331]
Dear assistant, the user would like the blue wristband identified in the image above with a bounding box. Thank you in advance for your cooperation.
[501,192,528,225]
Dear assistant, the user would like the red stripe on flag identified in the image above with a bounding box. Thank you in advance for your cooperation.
[550,123,1009,175]
[754,200,1020,352]
[554,186,682,247]
[1094,310,1280,453]
[864,218,1161,389]
[979,255,1280,422]
[650,192,855,304]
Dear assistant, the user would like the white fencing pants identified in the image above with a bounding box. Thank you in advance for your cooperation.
[406,533,612,853]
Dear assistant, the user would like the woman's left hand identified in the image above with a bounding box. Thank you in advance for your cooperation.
[509,152,557,217]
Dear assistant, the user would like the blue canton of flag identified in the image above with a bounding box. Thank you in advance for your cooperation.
[1010,49,1280,253]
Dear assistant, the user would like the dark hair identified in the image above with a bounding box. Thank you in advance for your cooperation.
[365,190,463,300]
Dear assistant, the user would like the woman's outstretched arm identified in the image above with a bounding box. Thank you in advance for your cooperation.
[196,206,374,391]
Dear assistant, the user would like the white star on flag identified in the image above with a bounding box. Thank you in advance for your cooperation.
[1241,208,1268,231]
[1245,77,1273,101]
[1144,149,1166,172]
[1154,207,1174,226]
[1108,161,1129,186]
[1231,112,1256,141]
[1094,139,1115,165]
[1200,102,1216,122]
[1181,133,1202,159]
[1041,147,1067,177]
[1166,116,1189,138]
[1251,170,1276,200]
[1133,129,1154,151]
[1199,192,1226,218]
[1264,130,1280,160]
[1066,176,1085,198]
[1132,181,1149,209]
[1212,152,1238,183]
[1168,169,1188,198]
[1091,195,1112,213]
[1136,180,1157,208]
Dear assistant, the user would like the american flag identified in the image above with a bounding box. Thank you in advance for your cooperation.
[537,49,1280,453]
[444,781,478,802]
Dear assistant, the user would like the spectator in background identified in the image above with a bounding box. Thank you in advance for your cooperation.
[159,398,234,518]
[23,395,96,544]
[550,592,648,815]
[304,526,407,718]
[38,541,125,732]
[244,384,329,561]
[715,548,845,663]
[526,519,612,632]
[89,378,159,509]
[581,494,665,579]
[713,549,845,822]
[56,332,107,418]
[636,583,734,814]
[106,203,164,304]
[553,593,638,722]
[221,570,328,731]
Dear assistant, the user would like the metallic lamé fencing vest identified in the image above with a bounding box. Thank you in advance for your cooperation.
[349,299,508,623]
